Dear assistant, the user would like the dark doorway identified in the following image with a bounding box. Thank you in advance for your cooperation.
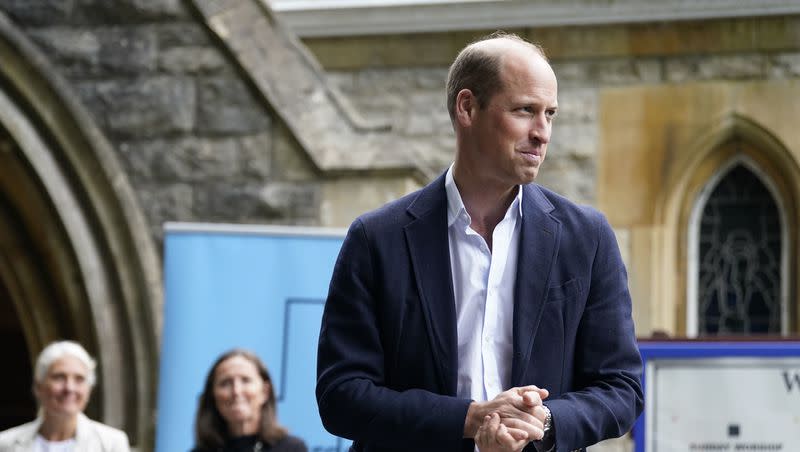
[0,278,36,430]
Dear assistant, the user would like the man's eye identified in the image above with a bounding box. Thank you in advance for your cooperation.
[545,109,558,118]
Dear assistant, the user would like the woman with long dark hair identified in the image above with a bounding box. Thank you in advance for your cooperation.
[192,349,306,452]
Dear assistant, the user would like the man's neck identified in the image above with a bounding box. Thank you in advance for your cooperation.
[38,414,78,442]
[452,165,518,249]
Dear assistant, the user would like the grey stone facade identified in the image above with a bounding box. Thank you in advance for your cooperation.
[8,0,798,239]
[324,49,800,205]
[0,0,319,244]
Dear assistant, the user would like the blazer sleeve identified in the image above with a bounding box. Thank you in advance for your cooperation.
[98,423,130,452]
[545,212,644,451]
[111,429,130,452]
[316,219,470,451]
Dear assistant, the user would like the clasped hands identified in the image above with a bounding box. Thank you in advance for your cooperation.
[465,386,550,452]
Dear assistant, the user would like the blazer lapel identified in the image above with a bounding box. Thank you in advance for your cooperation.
[404,174,458,395]
[511,184,561,386]
[75,413,97,452]
[12,418,40,452]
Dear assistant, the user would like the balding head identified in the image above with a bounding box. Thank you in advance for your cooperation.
[446,32,548,124]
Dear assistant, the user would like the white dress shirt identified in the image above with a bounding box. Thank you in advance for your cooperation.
[445,165,522,403]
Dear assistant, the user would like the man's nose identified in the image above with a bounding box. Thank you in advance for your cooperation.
[529,114,551,144]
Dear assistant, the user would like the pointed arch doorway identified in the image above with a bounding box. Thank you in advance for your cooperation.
[0,275,35,430]
[0,11,162,449]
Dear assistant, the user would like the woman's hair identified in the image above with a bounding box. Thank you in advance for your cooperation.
[34,340,97,387]
[194,349,288,449]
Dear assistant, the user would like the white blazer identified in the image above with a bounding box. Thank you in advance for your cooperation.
[0,413,130,452]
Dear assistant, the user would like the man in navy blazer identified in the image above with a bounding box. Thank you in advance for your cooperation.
[316,32,643,452]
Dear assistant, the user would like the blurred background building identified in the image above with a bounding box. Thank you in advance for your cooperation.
[0,0,798,450]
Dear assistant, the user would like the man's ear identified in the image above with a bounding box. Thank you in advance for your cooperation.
[455,89,476,127]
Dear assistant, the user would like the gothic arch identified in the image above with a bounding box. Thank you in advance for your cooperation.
[686,157,788,335]
[657,113,800,335]
[0,10,160,448]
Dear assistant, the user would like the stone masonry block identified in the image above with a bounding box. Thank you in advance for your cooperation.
[0,0,74,27]
[356,68,416,94]
[550,123,597,160]
[0,0,76,27]
[238,133,273,180]
[325,72,357,94]
[666,54,766,82]
[76,76,195,138]
[137,182,194,226]
[551,61,589,84]
[259,182,319,221]
[415,69,448,90]
[26,26,157,76]
[556,87,598,123]
[197,76,271,135]
[193,183,282,221]
[26,27,100,75]
[97,26,158,75]
[156,23,213,47]
[592,58,663,85]
[769,53,800,79]
[270,124,317,182]
[119,137,246,183]
[406,92,451,136]
[159,47,226,74]
[70,0,186,25]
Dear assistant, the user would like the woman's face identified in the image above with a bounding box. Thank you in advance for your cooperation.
[212,355,269,431]
[35,355,91,419]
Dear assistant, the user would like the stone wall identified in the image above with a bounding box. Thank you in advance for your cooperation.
[0,0,319,244]
[8,3,798,241]
[325,65,599,204]
[318,26,800,207]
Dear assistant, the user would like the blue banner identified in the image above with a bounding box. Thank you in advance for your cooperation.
[156,223,347,452]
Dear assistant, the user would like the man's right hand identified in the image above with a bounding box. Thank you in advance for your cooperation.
[464,386,550,441]
[475,413,531,452]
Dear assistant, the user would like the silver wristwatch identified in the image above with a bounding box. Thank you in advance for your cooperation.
[542,405,553,436]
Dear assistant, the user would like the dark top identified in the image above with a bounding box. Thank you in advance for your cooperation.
[192,434,307,452]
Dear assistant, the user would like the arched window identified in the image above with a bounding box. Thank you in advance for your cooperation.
[688,157,787,336]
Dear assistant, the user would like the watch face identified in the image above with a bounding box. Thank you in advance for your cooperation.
[543,405,552,432]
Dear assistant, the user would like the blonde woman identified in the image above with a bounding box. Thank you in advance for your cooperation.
[0,341,129,452]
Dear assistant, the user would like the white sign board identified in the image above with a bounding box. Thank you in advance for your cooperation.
[647,357,800,451]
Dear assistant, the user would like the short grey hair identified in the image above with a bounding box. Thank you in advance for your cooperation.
[34,340,97,387]
[446,31,547,123]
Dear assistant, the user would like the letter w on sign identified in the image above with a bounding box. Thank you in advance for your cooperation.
[783,370,800,392]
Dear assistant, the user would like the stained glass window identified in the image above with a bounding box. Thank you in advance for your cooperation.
[697,164,782,335]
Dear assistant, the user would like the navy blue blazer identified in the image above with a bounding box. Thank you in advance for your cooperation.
[316,174,643,452]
